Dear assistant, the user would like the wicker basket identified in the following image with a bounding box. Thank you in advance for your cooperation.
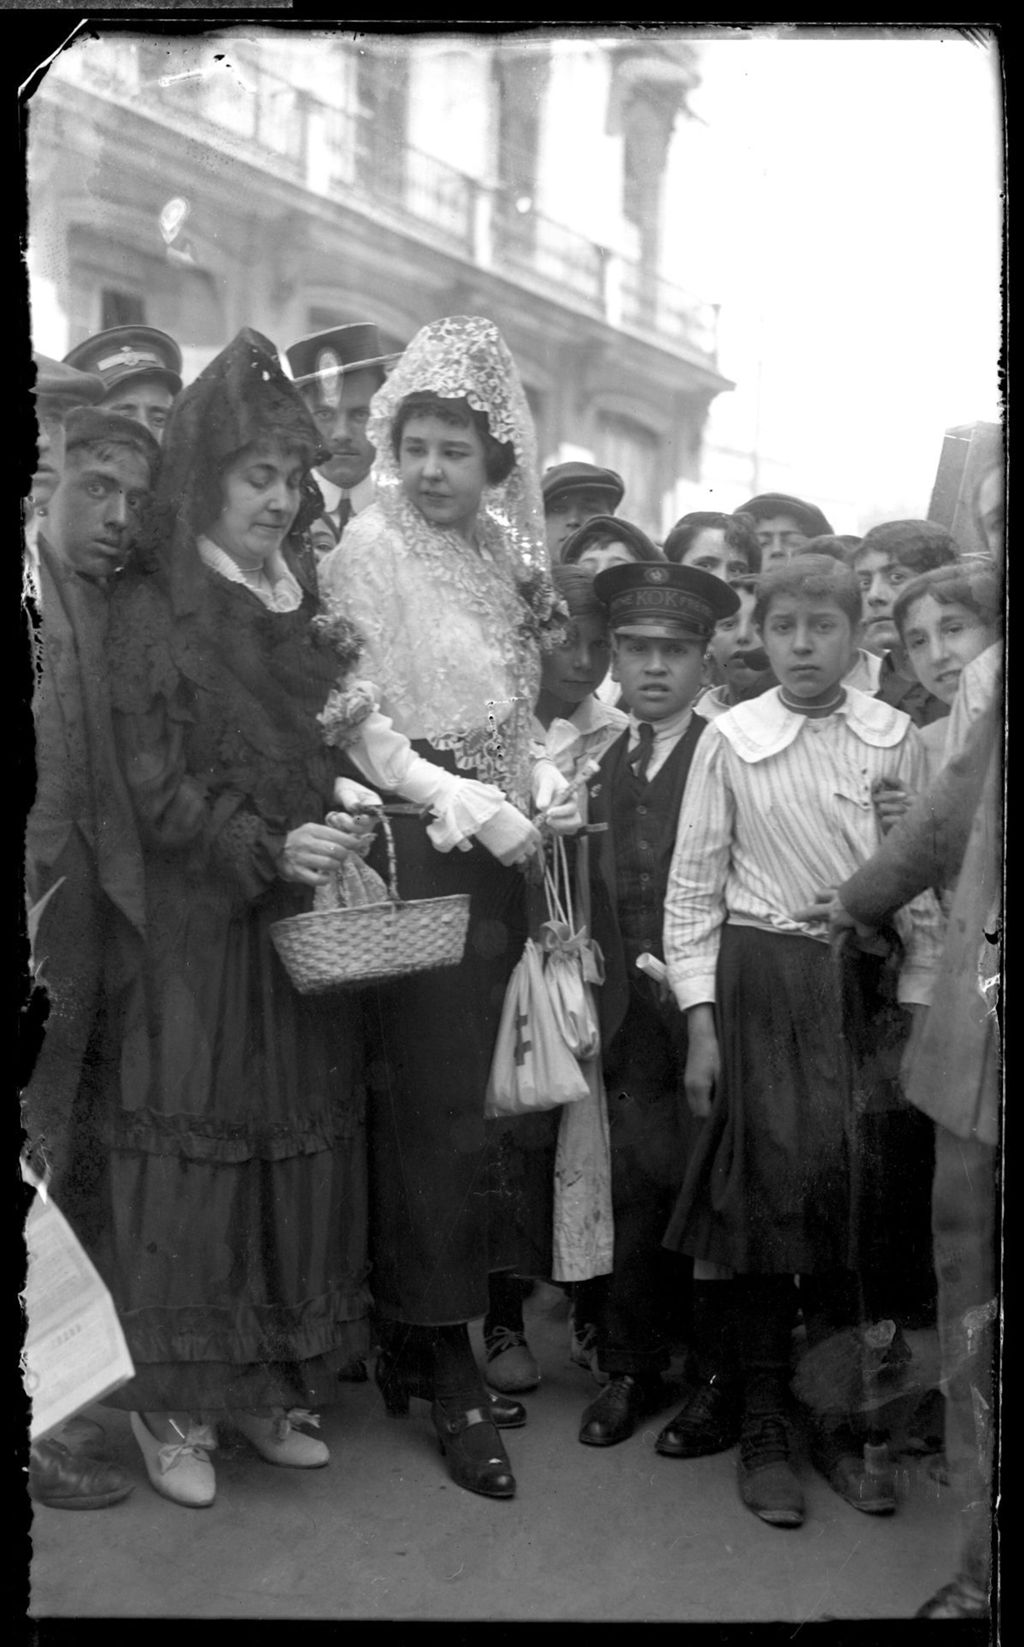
[270,813,470,993]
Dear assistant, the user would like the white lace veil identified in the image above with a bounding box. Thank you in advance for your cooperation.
[368,315,548,577]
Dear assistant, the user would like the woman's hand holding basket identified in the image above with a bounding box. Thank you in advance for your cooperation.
[278,818,376,886]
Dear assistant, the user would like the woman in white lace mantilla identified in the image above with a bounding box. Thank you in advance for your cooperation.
[319,317,568,1502]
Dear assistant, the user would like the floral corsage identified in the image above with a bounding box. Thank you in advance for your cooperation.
[311,609,378,748]
[516,570,570,653]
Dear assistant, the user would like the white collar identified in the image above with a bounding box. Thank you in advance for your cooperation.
[531,695,627,753]
[315,473,375,514]
[843,648,883,693]
[714,685,908,763]
[627,704,694,744]
[197,535,302,612]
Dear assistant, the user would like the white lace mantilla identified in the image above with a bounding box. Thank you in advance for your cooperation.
[368,314,549,585]
[319,317,551,809]
[323,500,540,807]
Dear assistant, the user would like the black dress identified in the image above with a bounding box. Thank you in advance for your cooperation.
[88,562,371,1413]
[361,750,529,1325]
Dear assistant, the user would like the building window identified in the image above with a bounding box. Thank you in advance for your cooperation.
[101,289,146,329]
[620,90,676,292]
[596,411,661,538]
[492,48,550,260]
[354,46,409,202]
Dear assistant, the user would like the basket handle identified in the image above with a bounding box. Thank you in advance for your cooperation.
[320,811,399,908]
[376,812,400,901]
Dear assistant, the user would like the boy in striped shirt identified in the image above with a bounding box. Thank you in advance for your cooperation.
[661,554,941,1530]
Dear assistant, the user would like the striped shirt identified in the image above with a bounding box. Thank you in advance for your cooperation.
[664,686,942,1010]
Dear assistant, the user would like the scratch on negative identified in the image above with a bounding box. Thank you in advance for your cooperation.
[790,1540,863,1636]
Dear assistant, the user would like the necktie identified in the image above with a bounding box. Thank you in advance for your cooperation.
[628,720,655,782]
[334,496,353,533]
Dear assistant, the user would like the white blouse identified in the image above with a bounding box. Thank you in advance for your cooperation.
[664,687,942,1011]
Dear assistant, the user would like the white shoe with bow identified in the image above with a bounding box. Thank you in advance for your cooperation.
[231,1408,329,1468]
[130,1412,217,1507]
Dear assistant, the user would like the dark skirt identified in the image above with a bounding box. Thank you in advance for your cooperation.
[86,872,371,1414]
[363,807,529,1324]
[663,924,899,1276]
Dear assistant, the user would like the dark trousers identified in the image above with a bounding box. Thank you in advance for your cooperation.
[596,986,692,1378]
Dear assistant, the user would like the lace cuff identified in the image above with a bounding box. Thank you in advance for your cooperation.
[425,780,506,854]
[209,807,287,901]
[347,709,505,852]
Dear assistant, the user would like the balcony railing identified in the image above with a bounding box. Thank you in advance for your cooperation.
[491,206,606,309]
[619,264,720,358]
[322,104,475,257]
[52,39,719,362]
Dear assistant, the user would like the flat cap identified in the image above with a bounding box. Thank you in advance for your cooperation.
[734,492,834,538]
[33,352,106,409]
[542,461,625,510]
[62,405,161,471]
[561,514,663,566]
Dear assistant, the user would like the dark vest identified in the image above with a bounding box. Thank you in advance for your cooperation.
[588,715,706,1048]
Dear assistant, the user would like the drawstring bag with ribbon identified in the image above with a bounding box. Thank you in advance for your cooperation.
[538,833,604,1061]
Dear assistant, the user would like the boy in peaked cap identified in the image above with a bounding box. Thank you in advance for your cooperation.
[571,563,738,1448]
[64,325,183,445]
[285,322,401,540]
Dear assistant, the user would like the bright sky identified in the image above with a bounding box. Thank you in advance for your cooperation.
[672,29,1003,528]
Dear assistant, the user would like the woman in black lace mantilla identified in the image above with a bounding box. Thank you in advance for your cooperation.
[89,330,374,1508]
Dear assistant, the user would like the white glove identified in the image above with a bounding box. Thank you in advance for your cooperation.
[542,794,584,836]
[474,801,543,867]
[532,759,583,835]
[334,776,383,813]
[331,776,383,858]
[532,759,569,813]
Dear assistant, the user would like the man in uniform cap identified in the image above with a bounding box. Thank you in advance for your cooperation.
[64,325,183,445]
[734,491,835,570]
[285,322,400,540]
[543,460,625,562]
[571,562,738,1449]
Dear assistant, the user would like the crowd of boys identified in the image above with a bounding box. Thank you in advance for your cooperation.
[24,317,1002,1622]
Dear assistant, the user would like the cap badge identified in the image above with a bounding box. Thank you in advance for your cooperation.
[316,348,343,408]
[97,349,161,372]
[644,566,669,583]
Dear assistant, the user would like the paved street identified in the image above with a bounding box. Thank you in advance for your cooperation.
[28,1284,969,1625]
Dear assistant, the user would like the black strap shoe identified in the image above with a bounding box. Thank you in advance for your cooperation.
[578,1374,662,1447]
[431,1403,516,1499]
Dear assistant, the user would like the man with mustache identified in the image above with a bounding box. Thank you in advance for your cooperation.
[285,323,399,542]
